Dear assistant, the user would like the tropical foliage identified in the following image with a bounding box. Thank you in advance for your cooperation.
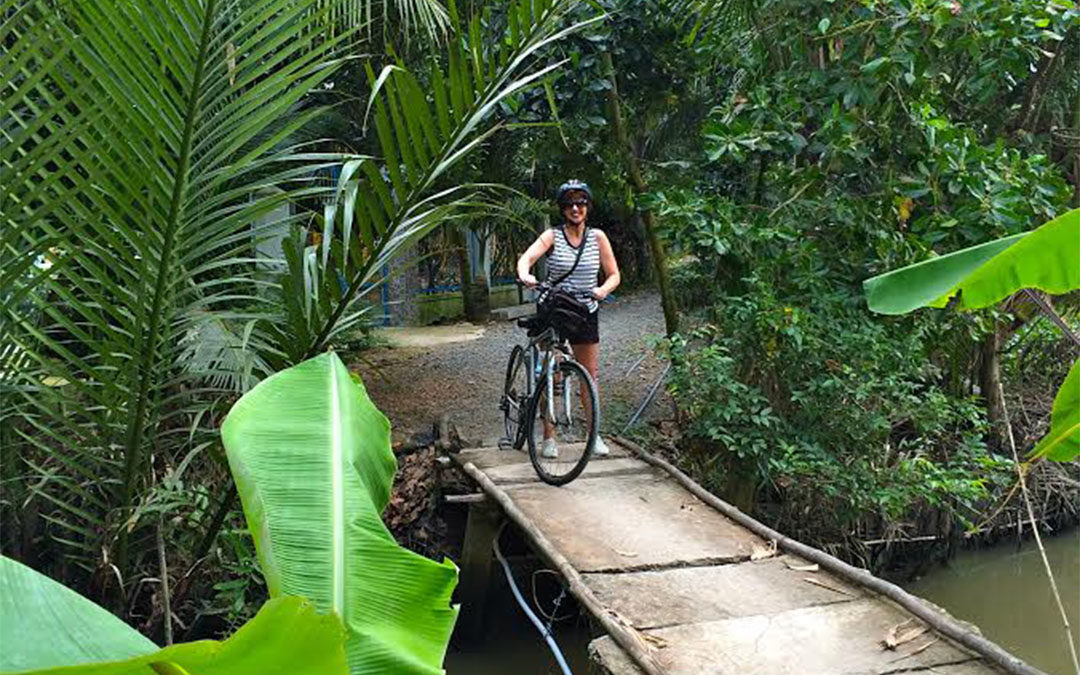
[1,0,597,647]
[1034,361,1080,462]
[865,209,1080,462]
[2,0,1077,662]
[2,555,347,675]
[3,349,459,674]
[865,210,1080,315]
[553,0,1080,557]
[222,353,458,673]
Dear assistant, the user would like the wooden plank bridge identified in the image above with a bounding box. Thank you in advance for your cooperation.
[451,437,1045,675]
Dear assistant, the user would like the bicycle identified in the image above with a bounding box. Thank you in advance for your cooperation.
[499,282,599,486]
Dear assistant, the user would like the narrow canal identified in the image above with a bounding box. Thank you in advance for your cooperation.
[906,530,1080,675]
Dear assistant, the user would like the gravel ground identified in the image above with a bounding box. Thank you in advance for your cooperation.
[353,289,671,447]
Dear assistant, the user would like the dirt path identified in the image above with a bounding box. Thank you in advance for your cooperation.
[354,290,670,448]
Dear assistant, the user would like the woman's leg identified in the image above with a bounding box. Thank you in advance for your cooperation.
[543,341,598,441]
[571,341,600,427]
[571,342,599,382]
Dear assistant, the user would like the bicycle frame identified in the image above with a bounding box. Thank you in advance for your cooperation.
[513,325,574,449]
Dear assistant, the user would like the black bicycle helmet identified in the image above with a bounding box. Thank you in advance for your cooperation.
[556,179,592,205]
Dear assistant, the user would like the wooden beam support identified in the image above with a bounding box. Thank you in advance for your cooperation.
[444,493,487,504]
[457,499,501,643]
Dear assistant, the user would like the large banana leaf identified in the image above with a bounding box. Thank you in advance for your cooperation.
[221,352,457,674]
[863,209,1080,464]
[274,0,605,362]
[1029,360,1079,462]
[0,0,354,591]
[1,556,156,671]
[1,556,347,675]
[863,209,1080,314]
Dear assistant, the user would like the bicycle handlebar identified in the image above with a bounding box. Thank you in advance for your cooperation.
[520,279,593,300]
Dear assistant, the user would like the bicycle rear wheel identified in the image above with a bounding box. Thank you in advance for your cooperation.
[526,359,598,486]
[501,345,531,448]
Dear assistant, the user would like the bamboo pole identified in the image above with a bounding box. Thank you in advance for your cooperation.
[460,462,667,675]
[157,516,173,645]
[994,383,1080,675]
[610,436,1049,675]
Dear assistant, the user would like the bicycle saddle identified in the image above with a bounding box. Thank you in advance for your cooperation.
[518,314,548,336]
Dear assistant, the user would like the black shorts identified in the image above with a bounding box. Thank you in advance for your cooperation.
[560,309,599,345]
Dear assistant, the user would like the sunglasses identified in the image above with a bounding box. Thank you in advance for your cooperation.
[562,199,589,208]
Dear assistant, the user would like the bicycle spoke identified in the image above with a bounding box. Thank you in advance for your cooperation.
[527,359,598,485]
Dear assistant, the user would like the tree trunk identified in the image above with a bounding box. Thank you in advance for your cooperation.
[629,211,650,285]
[602,52,679,335]
[641,211,679,334]
[455,229,489,322]
[1014,27,1073,133]
[978,321,1004,447]
[462,281,490,322]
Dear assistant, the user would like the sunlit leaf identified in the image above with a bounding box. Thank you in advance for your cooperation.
[1029,360,1080,462]
[2,556,347,675]
[864,209,1079,314]
[222,353,458,674]
[1,556,157,672]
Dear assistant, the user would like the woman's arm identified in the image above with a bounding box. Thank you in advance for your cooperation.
[592,230,621,300]
[516,229,555,286]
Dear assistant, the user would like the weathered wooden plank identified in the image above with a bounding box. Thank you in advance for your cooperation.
[504,471,764,572]
[488,457,652,484]
[455,443,631,473]
[590,598,999,674]
[583,555,862,628]
[460,461,668,675]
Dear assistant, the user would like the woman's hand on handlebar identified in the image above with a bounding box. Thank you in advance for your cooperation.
[518,272,539,288]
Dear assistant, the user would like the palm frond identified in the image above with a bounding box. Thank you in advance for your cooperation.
[655,0,753,43]
[1,0,355,594]
[275,0,605,361]
[317,0,450,42]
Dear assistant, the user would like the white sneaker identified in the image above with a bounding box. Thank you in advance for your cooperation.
[541,438,558,458]
[593,436,610,457]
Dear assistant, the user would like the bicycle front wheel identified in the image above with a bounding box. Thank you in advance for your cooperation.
[526,359,598,486]
[501,345,530,448]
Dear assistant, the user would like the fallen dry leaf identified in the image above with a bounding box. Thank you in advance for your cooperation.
[642,633,669,649]
[887,638,940,663]
[606,609,667,662]
[802,577,854,596]
[751,540,779,561]
[614,549,639,558]
[883,620,930,650]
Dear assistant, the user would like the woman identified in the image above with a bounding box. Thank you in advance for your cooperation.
[516,179,621,457]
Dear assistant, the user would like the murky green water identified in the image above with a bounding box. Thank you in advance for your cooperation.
[906,530,1079,675]
[445,560,592,674]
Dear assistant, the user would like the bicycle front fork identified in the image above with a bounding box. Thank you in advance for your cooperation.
[542,353,573,428]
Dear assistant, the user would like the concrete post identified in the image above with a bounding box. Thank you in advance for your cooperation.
[457,500,501,642]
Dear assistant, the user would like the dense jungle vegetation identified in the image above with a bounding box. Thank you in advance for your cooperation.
[2,0,1078,672]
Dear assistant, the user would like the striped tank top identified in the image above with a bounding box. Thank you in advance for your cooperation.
[546,226,601,313]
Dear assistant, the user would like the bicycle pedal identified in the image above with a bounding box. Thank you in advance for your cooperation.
[497,437,514,451]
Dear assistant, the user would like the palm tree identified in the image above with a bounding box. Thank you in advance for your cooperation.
[1,0,598,613]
